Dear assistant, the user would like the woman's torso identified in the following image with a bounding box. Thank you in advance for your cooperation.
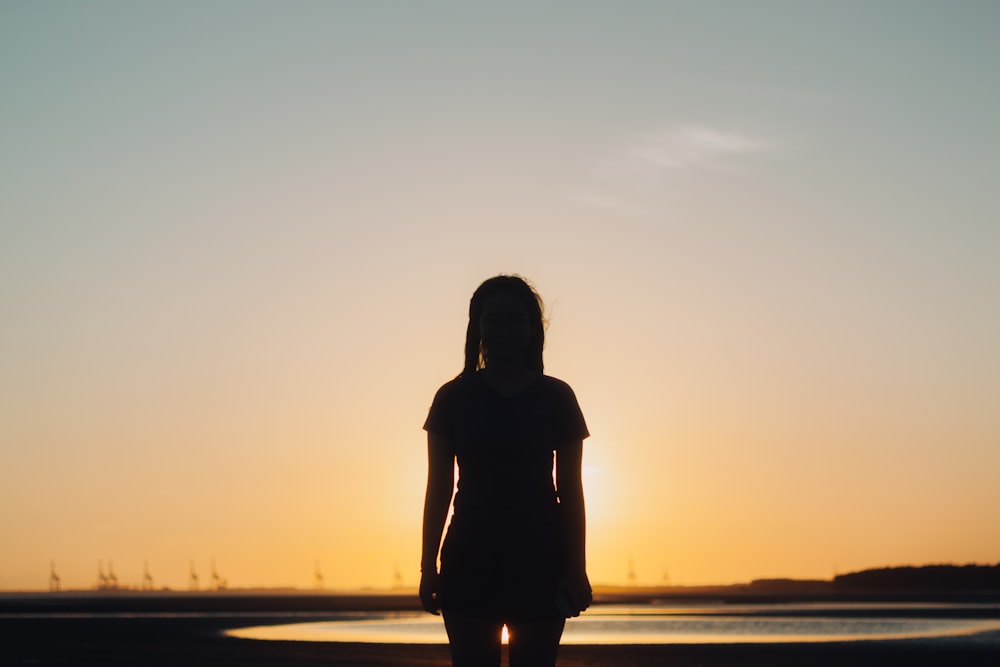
[429,373,584,549]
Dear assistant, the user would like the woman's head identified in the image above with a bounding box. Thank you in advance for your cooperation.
[463,275,546,374]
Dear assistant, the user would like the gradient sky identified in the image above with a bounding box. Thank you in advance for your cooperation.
[2,1,998,591]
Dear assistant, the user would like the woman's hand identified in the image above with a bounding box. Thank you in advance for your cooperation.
[419,570,442,615]
[556,568,592,617]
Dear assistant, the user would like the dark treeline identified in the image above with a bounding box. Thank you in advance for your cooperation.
[834,563,1000,590]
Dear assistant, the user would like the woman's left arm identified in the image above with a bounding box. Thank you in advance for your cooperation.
[556,439,592,615]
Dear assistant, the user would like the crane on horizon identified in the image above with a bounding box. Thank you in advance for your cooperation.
[49,562,61,592]
[210,559,227,590]
[106,562,118,590]
[143,561,154,591]
[314,561,324,590]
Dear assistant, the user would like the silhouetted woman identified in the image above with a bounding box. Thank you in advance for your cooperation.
[420,275,592,667]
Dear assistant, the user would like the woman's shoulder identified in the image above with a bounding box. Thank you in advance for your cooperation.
[538,374,579,397]
[431,373,476,399]
[539,375,588,436]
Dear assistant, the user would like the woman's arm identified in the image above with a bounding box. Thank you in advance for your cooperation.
[556,439,592,614]
[419,432,454,614]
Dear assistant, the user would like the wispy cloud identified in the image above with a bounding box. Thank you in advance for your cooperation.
[628,125,765,170]
[571,124,771,217]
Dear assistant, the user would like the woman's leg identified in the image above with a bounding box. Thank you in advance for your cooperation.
[442,610,503,667]
[507,616,566,667]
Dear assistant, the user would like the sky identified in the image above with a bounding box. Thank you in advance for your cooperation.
[2,0,998,591]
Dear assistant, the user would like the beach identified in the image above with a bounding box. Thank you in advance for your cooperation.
[3,591,998,666]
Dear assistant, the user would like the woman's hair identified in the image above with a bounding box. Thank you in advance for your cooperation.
[462,275,546,376]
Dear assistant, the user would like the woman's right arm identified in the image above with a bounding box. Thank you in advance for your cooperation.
[419,432,454,614]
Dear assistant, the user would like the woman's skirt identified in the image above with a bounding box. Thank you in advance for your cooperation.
[439,537,566,623]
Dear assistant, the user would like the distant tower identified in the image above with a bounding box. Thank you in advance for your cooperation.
[314,561,324,590]
[627,559,637,586]
[143,561,154,591]
[661,567,671,585]
[188,561,199,591]
[97,561,109,590]
[392,562,403,589]
[49,562,61,592]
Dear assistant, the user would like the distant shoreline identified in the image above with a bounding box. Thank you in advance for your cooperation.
[3,584,1000,616]
[10,562,998,603]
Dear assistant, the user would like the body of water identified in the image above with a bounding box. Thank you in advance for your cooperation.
[226,603,1000,645]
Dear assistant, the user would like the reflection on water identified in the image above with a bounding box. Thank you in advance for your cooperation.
[226,604,1000,645]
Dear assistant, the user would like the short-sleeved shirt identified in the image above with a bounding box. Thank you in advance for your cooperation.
[423,372,589,549]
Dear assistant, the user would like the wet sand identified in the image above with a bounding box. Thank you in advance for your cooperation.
[2,592,998,666]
